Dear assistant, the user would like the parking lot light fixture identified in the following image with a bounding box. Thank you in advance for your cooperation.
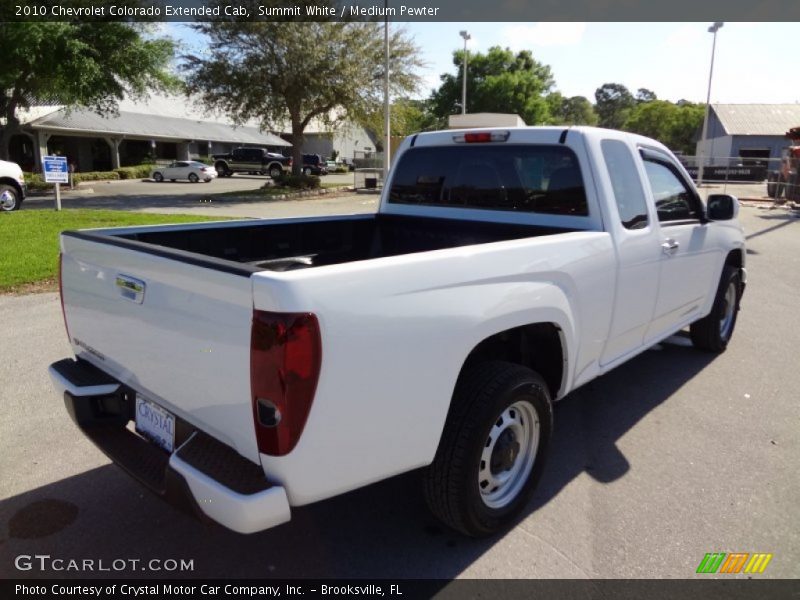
[697,21,723,187]
[459,30,471,115]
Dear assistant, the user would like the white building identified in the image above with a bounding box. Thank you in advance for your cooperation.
[7,93,376,172]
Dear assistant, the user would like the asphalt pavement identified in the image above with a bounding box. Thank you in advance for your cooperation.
[0,204,798,580]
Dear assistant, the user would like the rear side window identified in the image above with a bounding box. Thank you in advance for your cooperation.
[601,139,649,229]
[388,145,588,216]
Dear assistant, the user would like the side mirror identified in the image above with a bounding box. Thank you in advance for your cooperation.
[707,194,739,221]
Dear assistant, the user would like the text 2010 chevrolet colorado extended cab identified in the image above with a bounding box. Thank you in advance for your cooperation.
[49,127,745,536]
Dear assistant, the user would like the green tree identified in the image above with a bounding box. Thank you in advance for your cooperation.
[360,97,440,141]
[430,47,555,125]
[546,93,598,126]
[594,83,635,129]
[0,21,177,160]
[635,88,657,103]
[622,100,704,154]
[184,13,423,174]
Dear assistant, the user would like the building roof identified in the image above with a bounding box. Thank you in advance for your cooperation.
[29,106,291,147]
[713,104,800,136]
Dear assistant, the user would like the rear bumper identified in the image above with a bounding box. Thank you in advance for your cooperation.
[48,358,291,534]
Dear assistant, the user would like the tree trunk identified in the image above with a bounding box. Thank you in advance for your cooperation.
[0,125,16,162]
[290,114,303,176]
[1,99,23,162]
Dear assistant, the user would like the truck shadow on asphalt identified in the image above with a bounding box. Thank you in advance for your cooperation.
[0,340,714,580]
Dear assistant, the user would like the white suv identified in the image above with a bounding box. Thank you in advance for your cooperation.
[0,159,27,211]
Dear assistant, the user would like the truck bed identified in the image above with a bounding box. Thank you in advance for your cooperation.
[67,214,576,272]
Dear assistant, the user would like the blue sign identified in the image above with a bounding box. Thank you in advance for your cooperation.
[43,155,69,184]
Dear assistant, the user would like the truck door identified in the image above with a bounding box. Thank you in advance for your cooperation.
[639,148,718,343]
[598,139,662,366]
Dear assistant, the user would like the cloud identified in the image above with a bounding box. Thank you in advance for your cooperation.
[501,23,586,50]
[663,24,706,51]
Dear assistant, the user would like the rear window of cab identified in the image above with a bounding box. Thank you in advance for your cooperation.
[388,145,588,216]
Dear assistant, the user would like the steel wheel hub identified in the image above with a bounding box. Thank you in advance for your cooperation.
[0,189,16,210]
[719,281,737,340]
[479,400,540,509]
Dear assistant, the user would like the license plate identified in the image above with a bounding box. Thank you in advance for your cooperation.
[135,395,175,453]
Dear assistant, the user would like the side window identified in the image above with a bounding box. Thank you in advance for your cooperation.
[601,139,649,229]
[642,160,700,223]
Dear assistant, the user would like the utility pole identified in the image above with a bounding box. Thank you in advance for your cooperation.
[459,30,471,114]
[697,22,723,187]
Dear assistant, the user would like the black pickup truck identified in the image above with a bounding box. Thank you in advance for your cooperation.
[212,147,292,179]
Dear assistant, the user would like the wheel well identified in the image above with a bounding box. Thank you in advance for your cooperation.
[0,177,23,197]
[460,323,564,399]
[725,249,743,270]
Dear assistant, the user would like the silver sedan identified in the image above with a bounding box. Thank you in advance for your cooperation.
[152,161,218,183]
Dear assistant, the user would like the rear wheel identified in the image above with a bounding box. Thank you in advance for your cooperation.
[269,165,283,179]
[767,172,778,198]
[423,361,553,537]
[690,265,742,352]
[188,173,199,183]
[0,184,21,211]
[303,167,312,176]
[153,172,163,183]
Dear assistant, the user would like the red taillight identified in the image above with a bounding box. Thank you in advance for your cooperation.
[250,311,322,456]
[58,253,71,342]
[287,158,293,166]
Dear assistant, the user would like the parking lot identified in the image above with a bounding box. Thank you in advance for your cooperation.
[0,202,798,580]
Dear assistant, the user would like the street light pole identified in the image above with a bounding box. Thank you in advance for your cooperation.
[697,21,723,187]
[383,1,390,180]
[459,30,471,115]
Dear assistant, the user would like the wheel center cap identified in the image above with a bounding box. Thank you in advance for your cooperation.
[490,430,521,474]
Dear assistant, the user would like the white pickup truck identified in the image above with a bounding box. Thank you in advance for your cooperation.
[49,127,745,536]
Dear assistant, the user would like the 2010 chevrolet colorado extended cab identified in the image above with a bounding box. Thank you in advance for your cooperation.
[49,127,745,536]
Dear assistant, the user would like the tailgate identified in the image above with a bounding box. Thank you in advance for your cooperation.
[60,231,260,462]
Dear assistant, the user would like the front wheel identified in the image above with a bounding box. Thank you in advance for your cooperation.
[423,361,553,537]
[153,172,163,183]
[0,184,21,211]
[690,265,742,352]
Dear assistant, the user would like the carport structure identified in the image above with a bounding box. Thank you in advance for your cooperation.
[14,101,291,173]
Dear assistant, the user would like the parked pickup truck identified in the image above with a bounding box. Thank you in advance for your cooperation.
[0,159,27,211]
[49,127,745,536]
[212,147,291,179]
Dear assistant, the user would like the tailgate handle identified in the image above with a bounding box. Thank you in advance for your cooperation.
[116,275,146,304]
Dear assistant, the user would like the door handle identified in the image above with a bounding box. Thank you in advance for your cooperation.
[661,238,680,256]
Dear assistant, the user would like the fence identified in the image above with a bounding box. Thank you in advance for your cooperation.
[679,156,798,201]
[353,168,384,192]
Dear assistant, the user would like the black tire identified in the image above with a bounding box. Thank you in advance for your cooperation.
[775,175,786,200]
[188,173,199,183]
[153,172,163,183]
[423,360,553,537]
[0,184,21,211]
[269,165,283,180]
[690,265,742,352]
[766,172,778,198]
[787,174,800,202]
[214,162,229,178]
[303,167,312,176]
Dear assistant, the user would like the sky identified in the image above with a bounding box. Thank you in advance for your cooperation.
[170,22,800,105]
